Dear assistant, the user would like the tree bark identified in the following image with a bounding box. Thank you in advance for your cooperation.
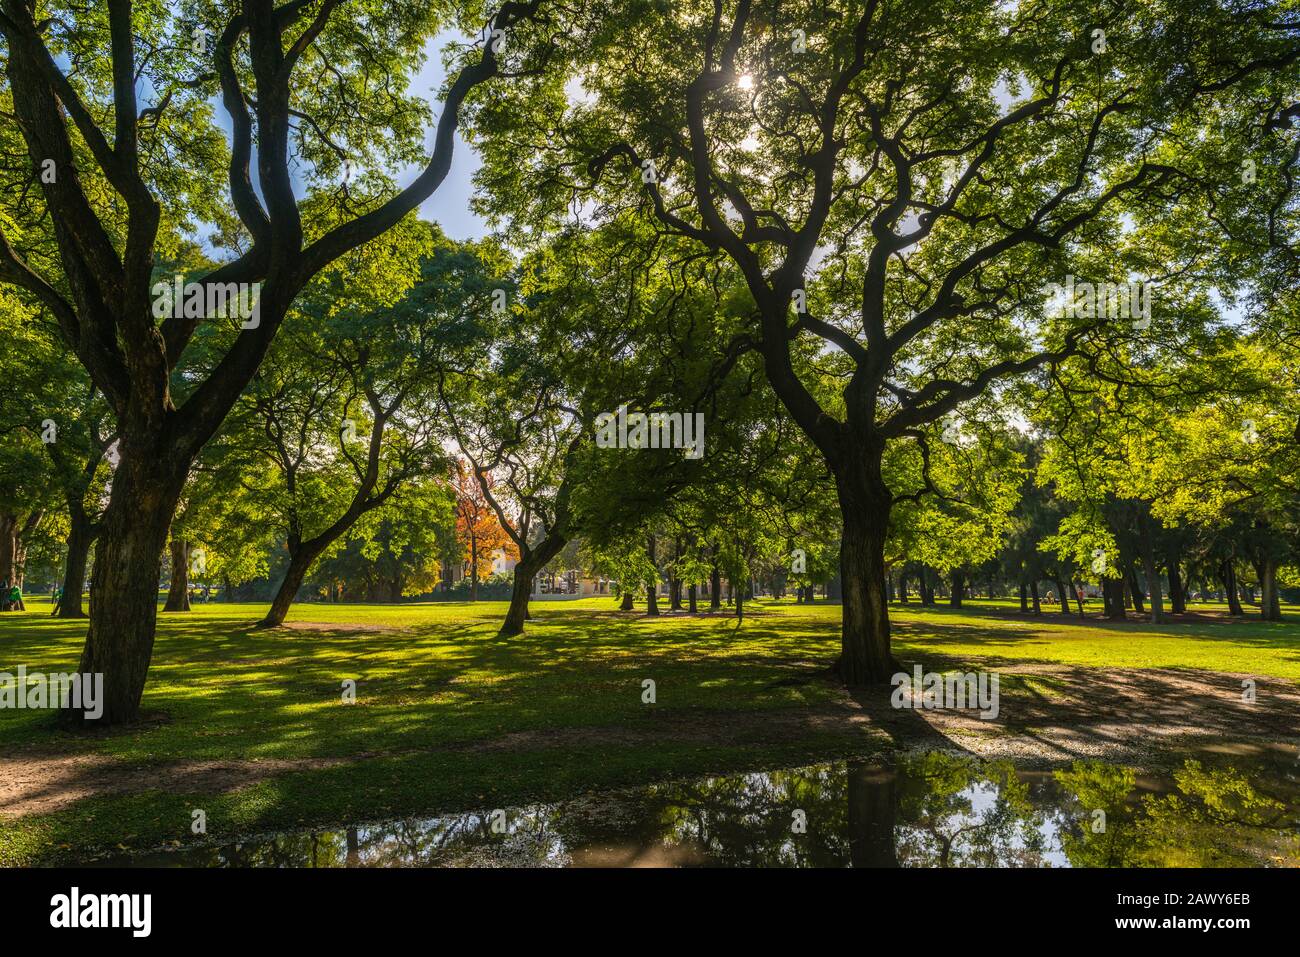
[62,461,186,728]
[163,538,191,612]
[1127,566,1146,615]
[645,533,660,616]
[710,561,721,611]
[949,568,964,608]
[833,444,894,685]
[55,508,95,618]
[1220,560,1244,616]
[1030,578,1041,615]
[619,588,635,610]
[1258,558,1282,621]
[688,582,698,614]
[1140,514,1164,624]
[1103,577,1127,621]
[499,532,568,637]
[1166,543,1186,615]
[1018,581,1028,612]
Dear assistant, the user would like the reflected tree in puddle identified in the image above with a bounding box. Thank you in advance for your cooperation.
[893,753,1051,867]
[101,750,1300,868]
[1053,760,1300,867]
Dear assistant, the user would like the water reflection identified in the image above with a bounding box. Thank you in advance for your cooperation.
[100,747,1300,868]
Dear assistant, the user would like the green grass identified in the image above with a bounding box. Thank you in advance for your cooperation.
[2,595,1298,865]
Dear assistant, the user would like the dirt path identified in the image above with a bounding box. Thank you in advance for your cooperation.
[3,663,1297,820]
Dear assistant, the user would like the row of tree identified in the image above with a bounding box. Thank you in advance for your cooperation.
[1,1,1297,725]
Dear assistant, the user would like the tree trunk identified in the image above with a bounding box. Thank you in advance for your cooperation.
[1018,581,1028,612]
[710,559,721,610]
[55,508,95,618]
[846,759,897,868]
[1166,543,1186,614]
[645,533,660,616]
[833,445,894,685]
[1030,578,1041,615]
[1127,566,1146,614]
[1055,579,1069,615]
[1220,561,1244,616]
[261,540,330,626]
[949,569,964,608]
[470,534,479,602]
[164,538,191,612]
[734,578,744,620]
[1258,558,1282,621]
[1103,577,1127,621]
[688,582,698,613]
[897,569,909,604]
[62,461,186,728]
[500,561,535,636]
[1140,514,1165,624]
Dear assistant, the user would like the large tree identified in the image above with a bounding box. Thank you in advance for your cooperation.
[0,0,548,723]
[471,0,1298,683]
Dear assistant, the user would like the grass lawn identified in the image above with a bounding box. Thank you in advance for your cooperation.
[2,595,1298,865]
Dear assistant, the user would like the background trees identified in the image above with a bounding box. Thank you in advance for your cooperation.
[470,0,1298,683]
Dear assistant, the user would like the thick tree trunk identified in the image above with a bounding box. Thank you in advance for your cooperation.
[56,509,95,618]
[1140,515,1165,624]
[734,579,744,620]
[62,461,186,728]
[1220,561,1244,616]
[1258,558,1282,621]
[846,759,897,868]
[710,561,722,611]
[1167,543,1186,614]
[1103,577,1127,621]
[897,569,909,604]
[499,535,567,637]
[164,538,191,612]
[500,562,535,636]
[917,567,933,605]
[261,541,329,627]
[1018,581,1028,612]
[619,588,635,610]
[833,445,894,686]
[1127,566,1146,614]
[1055,579,1069,615]
[688,582,698,614]
[1030,579,1041,615]
[949,569,964,608]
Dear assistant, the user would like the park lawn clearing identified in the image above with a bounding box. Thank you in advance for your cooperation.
[1,596,1298,865]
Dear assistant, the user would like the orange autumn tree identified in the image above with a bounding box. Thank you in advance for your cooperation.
[452,459,517,601]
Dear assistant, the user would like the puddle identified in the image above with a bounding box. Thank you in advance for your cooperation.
[93,744,1300,867]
